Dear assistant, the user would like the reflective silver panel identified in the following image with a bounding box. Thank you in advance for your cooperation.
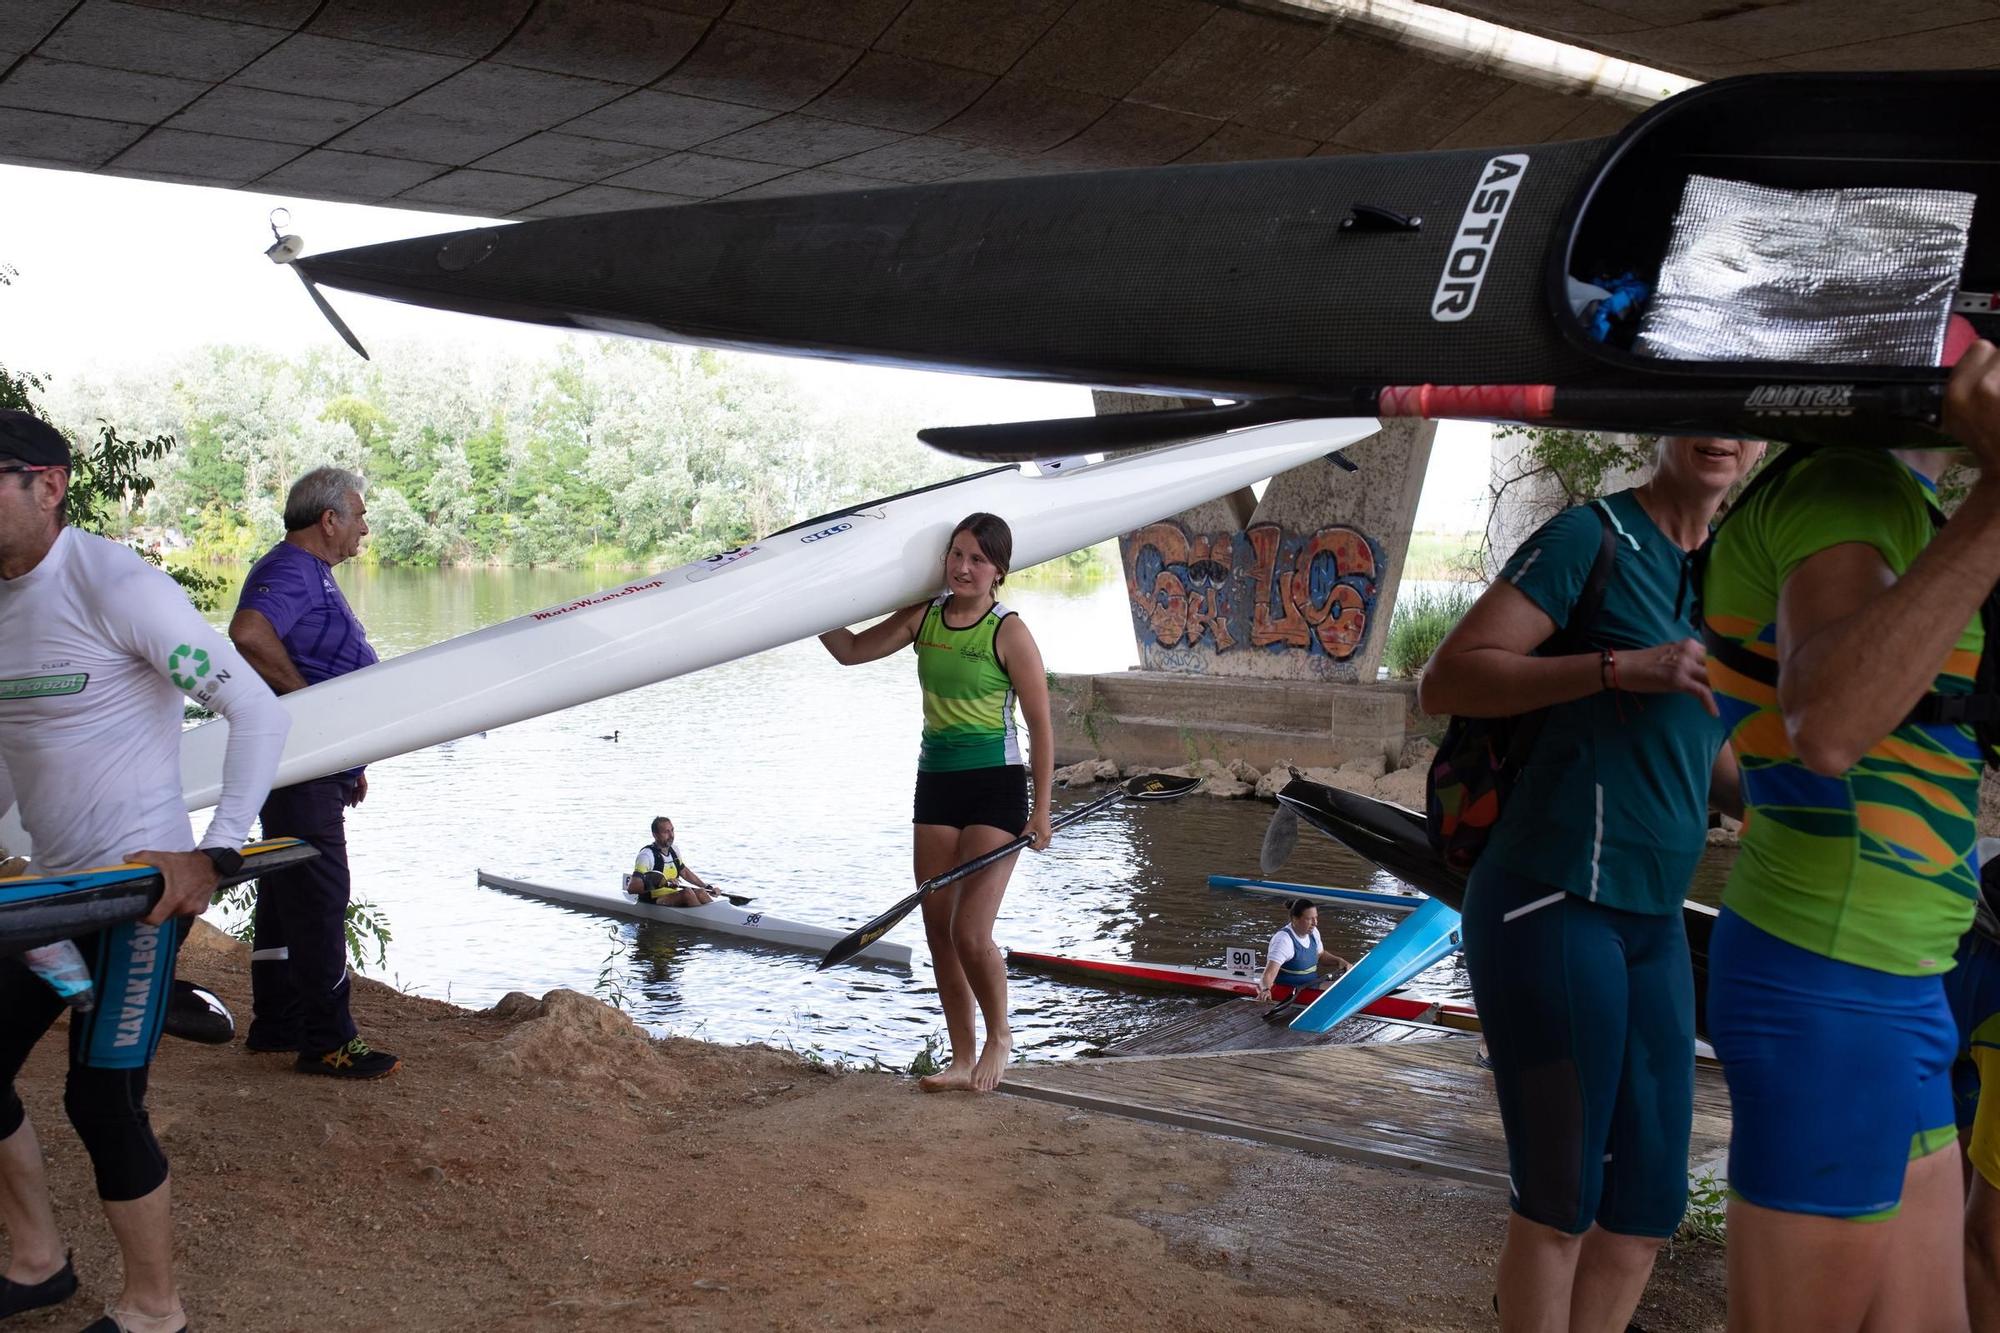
[1635,174,1976,365]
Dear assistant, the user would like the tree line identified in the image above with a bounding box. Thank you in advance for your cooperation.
[37,337,965,569]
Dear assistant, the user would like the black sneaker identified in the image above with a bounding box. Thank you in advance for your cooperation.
[0,1251,76,1317]
[296,1036,400,1080]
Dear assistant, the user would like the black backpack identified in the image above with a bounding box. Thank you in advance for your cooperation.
[1425,503,1619,875]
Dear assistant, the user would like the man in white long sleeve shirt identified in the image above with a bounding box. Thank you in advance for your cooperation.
[0,410,288,1333]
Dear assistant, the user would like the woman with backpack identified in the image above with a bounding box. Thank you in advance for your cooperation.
[1417,437,1761,1332]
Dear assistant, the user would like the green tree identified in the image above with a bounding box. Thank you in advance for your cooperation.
[0,265,225,608]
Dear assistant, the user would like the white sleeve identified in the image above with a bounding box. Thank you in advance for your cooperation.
[1266,929,1297,967]
[110,564,290,851]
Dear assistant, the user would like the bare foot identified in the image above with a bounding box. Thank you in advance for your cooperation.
[918,1061,974,1093]
[971,1037,1013,1093]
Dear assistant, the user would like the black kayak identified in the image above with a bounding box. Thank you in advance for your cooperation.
[1274,777,1719,1035]
[294,70,1998,455]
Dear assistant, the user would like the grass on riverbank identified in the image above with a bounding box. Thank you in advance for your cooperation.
[1383,582,1477,679]
[1403,530,1482,582]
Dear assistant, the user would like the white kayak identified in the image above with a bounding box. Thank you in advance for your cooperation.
[163,417,1376,815]
[476,870,914,967]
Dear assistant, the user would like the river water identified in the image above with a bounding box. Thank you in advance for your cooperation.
[209,564,1726,1069]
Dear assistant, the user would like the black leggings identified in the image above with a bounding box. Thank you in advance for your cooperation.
[0,919,185,1202]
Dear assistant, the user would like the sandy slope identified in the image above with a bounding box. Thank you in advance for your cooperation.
[4,928,1724,1331]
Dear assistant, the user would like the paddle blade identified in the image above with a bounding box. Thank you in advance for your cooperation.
[164,979,235,1045]
[1122,773,1202,800]
[293,267,371,360]
[1260,805,1300,875]
[819,883,927,972]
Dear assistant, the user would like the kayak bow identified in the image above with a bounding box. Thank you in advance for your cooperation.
[292,71,1999,454]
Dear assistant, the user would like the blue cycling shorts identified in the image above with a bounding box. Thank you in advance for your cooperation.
[1708,907,1956,1219]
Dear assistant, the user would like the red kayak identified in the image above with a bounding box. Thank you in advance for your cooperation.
[1004,949,1476,1026]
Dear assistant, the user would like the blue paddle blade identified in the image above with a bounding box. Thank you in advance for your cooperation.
[1287,896,1462,1034]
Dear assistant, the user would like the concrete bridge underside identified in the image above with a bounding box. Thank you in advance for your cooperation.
[2,2,1984,220]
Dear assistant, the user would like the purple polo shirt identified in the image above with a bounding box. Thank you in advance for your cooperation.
[237,541,378,686]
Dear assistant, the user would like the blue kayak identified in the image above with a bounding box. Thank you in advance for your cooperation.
[1287,895,1463,1034]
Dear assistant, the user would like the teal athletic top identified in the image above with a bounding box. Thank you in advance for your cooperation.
[914,596,1023,773]
[1480,489,1729,916]
[1703,449,1982,976]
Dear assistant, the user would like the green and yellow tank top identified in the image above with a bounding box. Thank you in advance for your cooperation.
[914,595,1022,773]
[1703,448,1983,976]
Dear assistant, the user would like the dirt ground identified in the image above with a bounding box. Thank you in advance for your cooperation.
[4,927,1725,1332]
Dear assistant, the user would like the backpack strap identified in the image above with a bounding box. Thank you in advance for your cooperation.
[1497,503,1621,773]
[1549,501,1619,656]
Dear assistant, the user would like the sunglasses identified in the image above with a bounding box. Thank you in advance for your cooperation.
[0,464,64,477]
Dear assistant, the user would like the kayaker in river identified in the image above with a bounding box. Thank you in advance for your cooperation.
[1420,433,1758,1332]
[1254,899,1351,1002]
[626,816,717,907]
[819,512,1054,1093]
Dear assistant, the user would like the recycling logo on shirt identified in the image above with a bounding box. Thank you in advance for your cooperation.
[168,644,210,691]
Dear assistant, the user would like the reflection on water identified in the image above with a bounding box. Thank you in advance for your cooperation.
[209,562,1728,1067]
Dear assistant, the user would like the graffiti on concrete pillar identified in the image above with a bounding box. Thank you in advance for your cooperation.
[1121,521,1382,677]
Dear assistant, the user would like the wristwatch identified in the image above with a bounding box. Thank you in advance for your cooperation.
[199,846,245,878]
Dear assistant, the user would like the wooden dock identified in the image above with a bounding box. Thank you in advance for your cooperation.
[1007,1016,1733,1188]
[1096,995,1457,1057]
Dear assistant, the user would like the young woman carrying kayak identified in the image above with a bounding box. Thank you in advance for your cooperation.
[1420,437,1759,1332]
[820,513,1053,1093]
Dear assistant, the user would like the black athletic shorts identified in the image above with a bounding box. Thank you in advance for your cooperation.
[913,765,1029,832]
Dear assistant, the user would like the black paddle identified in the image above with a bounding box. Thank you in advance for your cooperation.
[637,882,753,907]
[918,380,1950,462]
[817,772,1202,971]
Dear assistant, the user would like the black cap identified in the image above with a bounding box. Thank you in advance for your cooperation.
[0,410,70,468]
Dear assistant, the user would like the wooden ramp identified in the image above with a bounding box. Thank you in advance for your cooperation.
[1005,1032,1734,1189]
[1097,995,1456,1057]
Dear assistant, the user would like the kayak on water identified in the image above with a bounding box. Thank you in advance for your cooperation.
[287,71,1998,455]
[476,870,914,968]
[1287,895,1463,1034]
[1001,947,1476,1025]
[1206,874,1424,915]
[1206,872,1464,1032]
[1272,777,1719,1035]
[77,418,1371,856]
[0,838,316,957]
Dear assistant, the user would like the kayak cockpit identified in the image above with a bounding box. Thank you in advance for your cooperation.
[1559,70,2000,384]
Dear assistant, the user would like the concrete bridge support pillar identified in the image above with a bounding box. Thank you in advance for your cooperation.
[1045,397,1438,772]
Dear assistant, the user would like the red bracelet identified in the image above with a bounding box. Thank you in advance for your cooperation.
[1607,648,1621,691]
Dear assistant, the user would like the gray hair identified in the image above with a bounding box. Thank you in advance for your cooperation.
[282,466,365,532]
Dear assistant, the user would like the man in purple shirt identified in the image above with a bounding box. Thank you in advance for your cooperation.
[229,466,398,1079]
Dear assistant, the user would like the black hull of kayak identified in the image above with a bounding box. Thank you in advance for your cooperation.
[296,71,2000,450]
[1275,778,1718,1037]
